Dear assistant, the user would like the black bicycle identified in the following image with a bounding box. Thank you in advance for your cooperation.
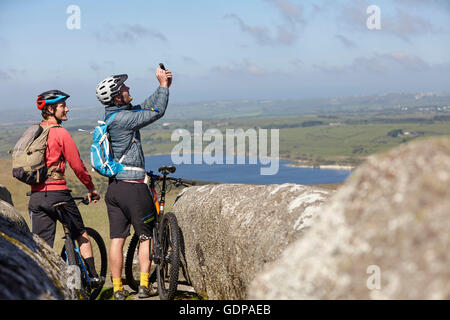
[54,194,107,300]
[124,165,195,300]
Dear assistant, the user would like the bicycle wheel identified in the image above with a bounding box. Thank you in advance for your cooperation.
[61,227,107,300]
[125,233,157,292]
[156,212,180,300]
[63,231,78,266]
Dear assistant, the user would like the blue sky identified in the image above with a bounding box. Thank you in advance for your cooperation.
[1,0,449,109]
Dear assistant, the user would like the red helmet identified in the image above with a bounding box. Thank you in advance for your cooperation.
[36,90,70,110]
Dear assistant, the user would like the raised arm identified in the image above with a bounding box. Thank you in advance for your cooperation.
[116,86,169,131]
[115,66,172,130]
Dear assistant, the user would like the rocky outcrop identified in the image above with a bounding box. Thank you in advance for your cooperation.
[0,191,79,300]
[0,184,13,206]
[172,183,333,299]
[249,137,450,299]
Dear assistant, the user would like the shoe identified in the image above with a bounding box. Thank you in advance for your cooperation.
[90,276,105,289]
[114,289,130,300]
[138,285,158,298]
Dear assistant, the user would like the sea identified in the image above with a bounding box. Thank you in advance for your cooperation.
[145,154,352,185]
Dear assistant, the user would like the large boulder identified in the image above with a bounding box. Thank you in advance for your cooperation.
[0,184,13,206]
[0,196,79,300]
[172,183,333,299]
[249,137,450,299]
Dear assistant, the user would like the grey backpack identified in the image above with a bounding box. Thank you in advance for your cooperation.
[11,123,61,185]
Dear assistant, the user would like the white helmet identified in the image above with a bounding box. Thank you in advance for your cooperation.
[95,74,128,105]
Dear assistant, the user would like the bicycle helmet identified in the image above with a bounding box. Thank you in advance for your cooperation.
[36,90,70,110]
[95,74,128,105]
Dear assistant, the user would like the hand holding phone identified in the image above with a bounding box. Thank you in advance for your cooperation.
[158,63,172,88]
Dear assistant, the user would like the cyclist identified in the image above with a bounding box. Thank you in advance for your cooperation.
[28,90,104,287]
[95,66,172,300]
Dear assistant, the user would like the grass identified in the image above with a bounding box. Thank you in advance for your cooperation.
[2,114,450,167]
[0,157,193,294]
[1,112,449,299]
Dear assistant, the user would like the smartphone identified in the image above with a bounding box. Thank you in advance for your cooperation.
[159,63,166,70]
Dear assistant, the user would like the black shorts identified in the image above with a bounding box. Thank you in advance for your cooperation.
[105,180,156,239]
[28,190,86,248]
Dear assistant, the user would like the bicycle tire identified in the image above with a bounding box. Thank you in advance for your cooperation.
[156,212,181,300]
[125,233,157,292]
[61,227,107,300]
[63,232,78,266]
[178,226,191,285]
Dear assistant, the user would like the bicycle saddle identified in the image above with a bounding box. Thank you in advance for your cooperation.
[158,165,176,174]
[53,201,69,208]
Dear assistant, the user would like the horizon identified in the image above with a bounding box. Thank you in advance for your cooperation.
[6,90,450,112]
[1,0,449,109]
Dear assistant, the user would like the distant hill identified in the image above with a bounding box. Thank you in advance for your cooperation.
[1,92,450,126]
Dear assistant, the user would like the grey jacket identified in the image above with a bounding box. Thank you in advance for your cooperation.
[105,86,169,180]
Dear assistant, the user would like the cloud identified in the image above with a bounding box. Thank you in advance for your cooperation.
[393,0,450,11]
[211,60,267,76]
[0,70,11,80]
[224,0,306,46]
[314,52,430,75]
[290,58,304,69]
[224,14,273,45]
[337,0,440,42]
[0,68,27,80]
[89,63,101,72]
[89,61,116,73]
[335,34,356,49]
[383,8,435,42]
[94,23,167,44]
[265,0,306,26]
[182,56,198,64]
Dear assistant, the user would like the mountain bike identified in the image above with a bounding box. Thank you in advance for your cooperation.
[124,165,195,300]
[55,194,107,300]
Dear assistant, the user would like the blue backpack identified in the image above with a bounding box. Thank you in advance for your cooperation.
[90,112,132,177]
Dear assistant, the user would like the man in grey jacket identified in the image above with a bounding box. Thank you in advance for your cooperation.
[95,66,172,299]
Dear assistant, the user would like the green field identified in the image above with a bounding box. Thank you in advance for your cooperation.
[2,112,449,224]
[1,110,449,299]
[0,157,191,297]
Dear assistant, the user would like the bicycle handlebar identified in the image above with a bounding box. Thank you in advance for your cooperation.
[146,171,196,186]
[26,191,101,205]
[166,176,196,186]
[72,195,101,205]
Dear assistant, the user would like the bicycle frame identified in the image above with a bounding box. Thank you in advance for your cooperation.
[147,169,190,265]
[124,167,195,298]
[147,171,169,265]
[54,204,93,288]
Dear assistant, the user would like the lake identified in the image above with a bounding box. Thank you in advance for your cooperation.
[145,154,352,185]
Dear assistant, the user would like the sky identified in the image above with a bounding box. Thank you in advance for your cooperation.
[0,0,449,109]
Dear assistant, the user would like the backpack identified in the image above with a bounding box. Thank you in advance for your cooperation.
[11,122,61,185]
[90,111,137,177]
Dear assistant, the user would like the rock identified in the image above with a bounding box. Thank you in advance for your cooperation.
[249,137,450,299]
[172,183,333,299]
[0,200,79,300]
[0,184,13,206]
[0,200,29,233]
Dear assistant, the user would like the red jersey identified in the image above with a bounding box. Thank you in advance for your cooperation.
[31,120,94,192]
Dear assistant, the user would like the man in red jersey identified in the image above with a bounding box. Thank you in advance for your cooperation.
[28,90,104,287]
